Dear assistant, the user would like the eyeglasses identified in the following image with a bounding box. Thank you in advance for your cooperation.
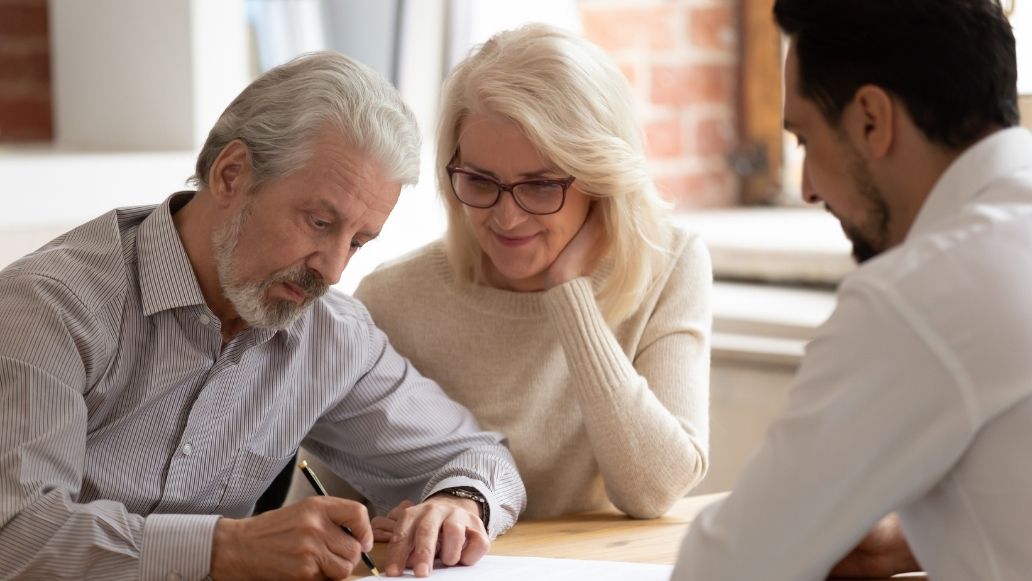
[446,166,576,215]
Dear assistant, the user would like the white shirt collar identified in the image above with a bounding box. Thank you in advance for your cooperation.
[908,127,1032,240]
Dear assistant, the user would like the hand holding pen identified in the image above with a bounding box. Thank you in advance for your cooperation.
[298,460,381,577]
[209,470,377,580]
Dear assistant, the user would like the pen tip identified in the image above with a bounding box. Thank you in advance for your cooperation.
[297,460,308,470]
[371,567,381,577]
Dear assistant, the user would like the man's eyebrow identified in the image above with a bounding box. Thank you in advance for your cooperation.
[314,198,343,221]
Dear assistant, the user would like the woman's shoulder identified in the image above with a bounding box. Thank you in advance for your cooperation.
[359,241,447,286]
[354,240,450,298]
[662,226,712,282]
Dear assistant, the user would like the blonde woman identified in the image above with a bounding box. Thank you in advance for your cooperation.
[300,23,711,527]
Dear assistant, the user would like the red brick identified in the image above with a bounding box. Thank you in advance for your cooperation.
[0,96,52,141]
[645,117,683,159]
[616,59,637,87]
[654,170,739,208]
[690,115,736,158]
[651,64,736,106]
[582,4,678,52]
[690,5,737,51]
[0,51,49,85]
[0,1,48,37]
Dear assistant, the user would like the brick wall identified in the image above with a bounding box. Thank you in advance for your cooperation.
[580,0,739,208]
[0,0,52,142]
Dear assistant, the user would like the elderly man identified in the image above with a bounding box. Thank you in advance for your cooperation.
[0,52,525,580]
[673,1,1032,580]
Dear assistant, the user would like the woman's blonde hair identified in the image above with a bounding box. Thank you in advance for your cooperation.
[437,23,673,325]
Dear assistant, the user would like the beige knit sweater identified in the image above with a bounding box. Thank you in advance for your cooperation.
[296,228,712,519]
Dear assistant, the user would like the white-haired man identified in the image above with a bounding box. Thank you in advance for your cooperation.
[0,52,525,580]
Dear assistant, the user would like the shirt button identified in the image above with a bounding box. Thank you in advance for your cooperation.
[182,443,193,456]
[197,314,210,326]
[165,573,182,581]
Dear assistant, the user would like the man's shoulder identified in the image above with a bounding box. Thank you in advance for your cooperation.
[851,193,1032,292]
[309,288,378,334]
[842,194,1032,350]
[0,207,149,309]
[314,286,370,315]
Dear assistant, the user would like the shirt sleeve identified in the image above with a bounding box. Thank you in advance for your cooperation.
[671,278,977,580]
[301,305,527,539]
[0,273,217,581]
[538,234,711,518]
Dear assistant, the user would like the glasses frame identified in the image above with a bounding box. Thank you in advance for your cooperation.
[446,165,576,216]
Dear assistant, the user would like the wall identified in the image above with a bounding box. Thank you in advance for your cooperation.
[579,0,739,208]
[0,0,51,141]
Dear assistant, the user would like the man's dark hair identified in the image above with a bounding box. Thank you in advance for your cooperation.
[774,0,1019,149]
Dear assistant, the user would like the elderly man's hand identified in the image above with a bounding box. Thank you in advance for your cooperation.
[379,494,490,577]
[827,513,921,579]
[210,496,373,580]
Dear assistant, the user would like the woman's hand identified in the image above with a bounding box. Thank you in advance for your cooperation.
[542,204,605,290]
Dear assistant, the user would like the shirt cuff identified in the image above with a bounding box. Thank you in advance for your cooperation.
[139,514,220,581]
[424,475,504,539]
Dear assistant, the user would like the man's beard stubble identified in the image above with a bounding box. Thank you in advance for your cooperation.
[839,147,891,264]
[212,202,329,330]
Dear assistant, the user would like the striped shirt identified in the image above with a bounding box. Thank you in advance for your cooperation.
[0,193,526,581]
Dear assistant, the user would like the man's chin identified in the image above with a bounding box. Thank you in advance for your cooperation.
[847,233,882,264]
[838,221,883,265]
[246,299,309,330]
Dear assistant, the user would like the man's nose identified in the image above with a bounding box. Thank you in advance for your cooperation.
[801,159,821,204]
[309,240,351,286]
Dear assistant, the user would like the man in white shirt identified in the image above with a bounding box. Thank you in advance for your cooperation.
[673,1,1032,580]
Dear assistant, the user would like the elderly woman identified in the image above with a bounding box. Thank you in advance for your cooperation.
[299,23,711,523]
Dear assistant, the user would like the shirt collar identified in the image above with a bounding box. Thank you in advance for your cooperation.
[138,192,209,317]
[137,191,310,346]
[908,127,1032,240]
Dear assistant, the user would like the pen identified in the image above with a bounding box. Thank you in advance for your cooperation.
[297,460,381,578]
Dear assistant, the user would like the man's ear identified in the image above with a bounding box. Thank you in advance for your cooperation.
[846,85,895,160]
[208,139,251,208]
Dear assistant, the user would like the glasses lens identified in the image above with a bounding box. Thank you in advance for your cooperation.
[513,182,565,214]
[452,172,499,208]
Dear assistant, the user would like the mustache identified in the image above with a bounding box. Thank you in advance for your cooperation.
[267,265,328,300]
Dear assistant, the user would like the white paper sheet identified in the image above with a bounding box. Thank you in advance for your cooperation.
[358,555,672,580]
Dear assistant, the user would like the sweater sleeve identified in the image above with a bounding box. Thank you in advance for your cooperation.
[540,234,712,518]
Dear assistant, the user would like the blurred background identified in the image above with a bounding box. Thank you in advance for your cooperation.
[1,0,791,282]
[1,0,1030,493]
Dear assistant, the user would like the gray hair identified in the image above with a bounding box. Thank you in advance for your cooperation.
[191,51,420,189]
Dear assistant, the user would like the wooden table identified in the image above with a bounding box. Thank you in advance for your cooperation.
[490,492,724,565]
[348,492,927,579]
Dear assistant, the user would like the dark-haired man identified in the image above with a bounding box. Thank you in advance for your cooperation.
[673,1,1032,579]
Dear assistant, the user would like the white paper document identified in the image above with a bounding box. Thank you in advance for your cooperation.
[359,555,672,580]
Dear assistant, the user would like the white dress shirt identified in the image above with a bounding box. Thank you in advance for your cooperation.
[673,127,1032,581]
